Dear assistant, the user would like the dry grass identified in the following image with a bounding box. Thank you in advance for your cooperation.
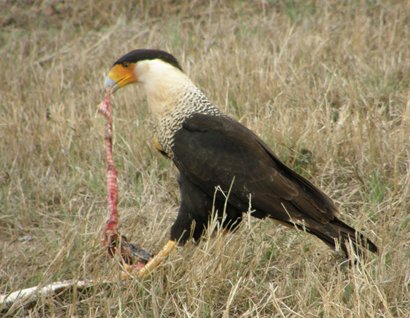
[1,0,409,317]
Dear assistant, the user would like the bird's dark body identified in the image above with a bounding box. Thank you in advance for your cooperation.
[104,48,377,266]
[170,113,377,255]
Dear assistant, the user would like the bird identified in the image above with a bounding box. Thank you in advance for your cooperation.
[103,49,378,276]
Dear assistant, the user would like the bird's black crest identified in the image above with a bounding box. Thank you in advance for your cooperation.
[113,49,183,71]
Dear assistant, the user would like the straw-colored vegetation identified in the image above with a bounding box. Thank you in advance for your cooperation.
[1,1,409,317]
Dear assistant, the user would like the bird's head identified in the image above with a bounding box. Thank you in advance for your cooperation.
[104,49,184,93]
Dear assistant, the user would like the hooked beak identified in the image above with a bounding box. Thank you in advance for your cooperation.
[104,76,119,93]
[104,63,137,93]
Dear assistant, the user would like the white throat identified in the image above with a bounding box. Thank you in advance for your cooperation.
[136,59,195,117]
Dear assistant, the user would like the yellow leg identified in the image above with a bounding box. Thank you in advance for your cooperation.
[122,240,176,279]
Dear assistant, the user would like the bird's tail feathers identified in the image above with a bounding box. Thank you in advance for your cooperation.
[284,218,378,257]
[328,218,378,255]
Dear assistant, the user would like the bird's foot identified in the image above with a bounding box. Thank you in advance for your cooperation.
[103,231,152,267]
[120,240,177,279]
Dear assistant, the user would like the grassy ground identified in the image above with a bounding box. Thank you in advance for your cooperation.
[1,0,409,317]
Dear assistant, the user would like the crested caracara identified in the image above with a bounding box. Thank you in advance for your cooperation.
[104,49,377,277]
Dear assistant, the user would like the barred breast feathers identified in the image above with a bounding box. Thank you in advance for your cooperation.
[154,85,222,158]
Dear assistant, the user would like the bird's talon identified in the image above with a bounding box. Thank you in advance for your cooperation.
[120,262,147,280]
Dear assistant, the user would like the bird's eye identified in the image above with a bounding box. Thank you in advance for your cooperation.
[123,62,129,68]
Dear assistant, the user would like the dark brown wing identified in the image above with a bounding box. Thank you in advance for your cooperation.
[172,114,338,225]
